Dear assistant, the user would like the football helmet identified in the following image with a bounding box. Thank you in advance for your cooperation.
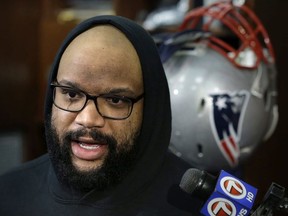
[160,1,278,172]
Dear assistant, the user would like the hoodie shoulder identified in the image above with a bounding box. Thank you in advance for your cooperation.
[0,154,50,189]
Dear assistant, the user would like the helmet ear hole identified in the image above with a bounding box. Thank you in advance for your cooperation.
[198,98,206,113]
[263,90,268,107]
[200,98,205,107]
[197,143,204,158]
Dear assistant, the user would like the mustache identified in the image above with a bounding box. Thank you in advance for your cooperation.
[65,129,117,147]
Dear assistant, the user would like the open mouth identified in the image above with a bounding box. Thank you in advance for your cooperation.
[74,137,107,147]
[79,142,101,150]
[71,137,108,161]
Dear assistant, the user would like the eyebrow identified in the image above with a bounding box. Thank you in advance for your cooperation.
[56,79,138,96]
[56,80,82,90]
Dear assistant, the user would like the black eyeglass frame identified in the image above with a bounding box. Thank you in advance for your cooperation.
[50,83,144,120]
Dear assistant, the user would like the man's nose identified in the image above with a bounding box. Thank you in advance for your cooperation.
[74,100,105,128]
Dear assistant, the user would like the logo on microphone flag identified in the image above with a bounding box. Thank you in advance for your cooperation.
[201,170,257,216]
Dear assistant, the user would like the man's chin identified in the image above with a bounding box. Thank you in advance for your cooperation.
[72,157,104,173]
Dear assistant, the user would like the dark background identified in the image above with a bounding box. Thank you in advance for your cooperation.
[0,0,287,212]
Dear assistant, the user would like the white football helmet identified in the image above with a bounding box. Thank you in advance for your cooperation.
[160,1,278,172]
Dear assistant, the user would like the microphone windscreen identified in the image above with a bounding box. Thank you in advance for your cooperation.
[179,168,203,194]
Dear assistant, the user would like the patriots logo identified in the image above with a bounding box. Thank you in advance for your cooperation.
[209,91,250,167]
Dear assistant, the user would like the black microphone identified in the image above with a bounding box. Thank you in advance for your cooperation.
[179,168,217,201]
[180,168,258,216]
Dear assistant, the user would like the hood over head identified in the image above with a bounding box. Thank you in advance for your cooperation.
[44,15,172,201]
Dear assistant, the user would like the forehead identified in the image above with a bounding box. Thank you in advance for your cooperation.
[57,25,143,93]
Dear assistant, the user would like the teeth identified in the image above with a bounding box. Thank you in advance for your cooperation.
[79,143,99,150]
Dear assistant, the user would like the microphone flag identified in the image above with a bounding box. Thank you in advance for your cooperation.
[200,170,258,216]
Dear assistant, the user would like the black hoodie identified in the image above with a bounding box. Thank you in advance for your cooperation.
[0,15,202,215]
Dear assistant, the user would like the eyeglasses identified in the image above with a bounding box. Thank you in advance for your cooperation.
[50,83,144,120]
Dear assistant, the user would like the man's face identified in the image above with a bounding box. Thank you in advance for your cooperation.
[48,25,143,191]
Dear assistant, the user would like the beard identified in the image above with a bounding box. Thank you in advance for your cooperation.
[45,118,140,193]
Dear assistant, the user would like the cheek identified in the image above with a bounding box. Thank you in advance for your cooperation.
[51,106,75,137]
[111,104,143,142]
[125,102,143,132]
[133,102,144,129]
[107,104,142,143]
[131,109,143,130]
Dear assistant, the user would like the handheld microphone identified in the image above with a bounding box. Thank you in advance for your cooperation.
[180,168,258,216]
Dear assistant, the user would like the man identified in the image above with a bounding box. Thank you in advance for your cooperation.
[0,15,202,215]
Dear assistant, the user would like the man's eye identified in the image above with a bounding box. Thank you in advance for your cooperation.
[67,91,77,98]
[109,97,127,103]
[61,88,82,99]
[104,96,131,106]
[109,97,120,104]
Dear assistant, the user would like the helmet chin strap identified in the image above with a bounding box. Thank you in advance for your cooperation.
[263,105,278,141]
[250,61,279,141]
[250,62,265,98]
[264,63,279,141]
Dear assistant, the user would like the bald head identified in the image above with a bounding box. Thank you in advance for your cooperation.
[57,25,143,93]
[63,26,138,65]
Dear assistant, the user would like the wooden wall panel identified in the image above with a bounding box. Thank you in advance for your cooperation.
[0,0,75,161]
[244,0,288,210]
[0,1,41,128]
[0,1,45,161]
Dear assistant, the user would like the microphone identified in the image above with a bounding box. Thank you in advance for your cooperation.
[180,168,217,200]
[180,168,258,216]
